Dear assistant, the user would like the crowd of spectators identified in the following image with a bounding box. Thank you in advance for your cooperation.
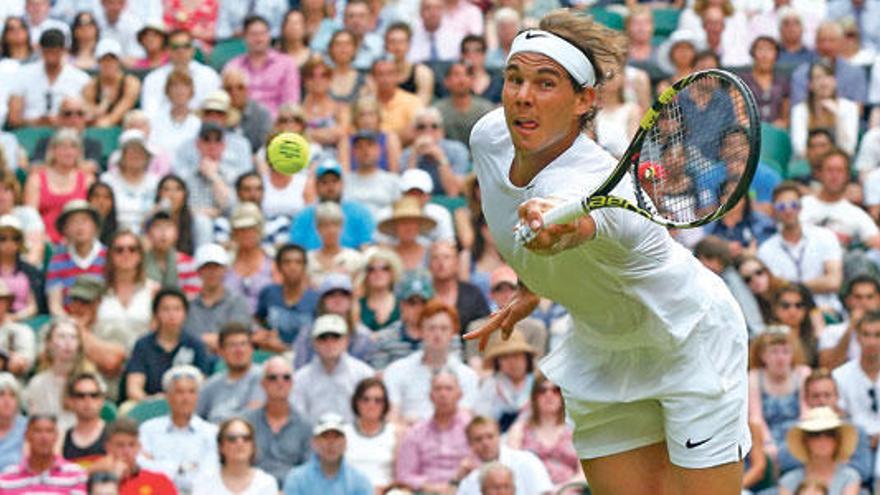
[0,0,878,494]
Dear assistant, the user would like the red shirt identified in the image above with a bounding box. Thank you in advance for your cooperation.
[119,468,178,495]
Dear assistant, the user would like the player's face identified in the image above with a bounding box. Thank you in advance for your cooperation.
[502,52,592,161]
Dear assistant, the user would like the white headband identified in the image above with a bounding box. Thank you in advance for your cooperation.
[506,29,596,88]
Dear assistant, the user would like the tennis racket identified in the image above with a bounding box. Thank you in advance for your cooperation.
[515,68,761,244]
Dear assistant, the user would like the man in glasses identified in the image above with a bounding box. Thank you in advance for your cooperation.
[401,107,470,196]
[820,275,880,369]
[63,372,108,465]
[140,29,221,115]
[32,96,103,169]
[196,323,264,423]
[244,356,312,486]
[292,314,374,423]
[464,265,546,368]
[758,181,843,312]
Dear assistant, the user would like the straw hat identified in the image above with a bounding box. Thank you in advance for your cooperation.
[197,90,241,128]
[378,197,437,236]
[786,407,858,464]
[483,330,537,369]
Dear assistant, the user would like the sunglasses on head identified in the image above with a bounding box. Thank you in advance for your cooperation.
[773,200,800,212]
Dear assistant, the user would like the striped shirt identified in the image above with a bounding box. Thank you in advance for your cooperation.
[46,241,107,299]
[0,455,87,494]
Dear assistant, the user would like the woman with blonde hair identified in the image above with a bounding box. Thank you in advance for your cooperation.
[779,407,860,495]
[748,328,811,473]
[23,128,93,244]
[358,248,403,332]
[22,318,95,434]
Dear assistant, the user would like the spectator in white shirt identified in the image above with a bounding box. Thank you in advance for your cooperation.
[408,0,462,63]
[138,365,219,494]
[820,275,880,369]
[800,150,880,250]
[757,181,843,311]
[24,0,69,48]
[343,131,401,221]
[456,416,553,495]
[96,0,144,61]
[6,29,89,128]
[140,29,221,114]
[832,310,880,450]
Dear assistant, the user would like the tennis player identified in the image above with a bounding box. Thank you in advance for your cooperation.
[465,10,750,494]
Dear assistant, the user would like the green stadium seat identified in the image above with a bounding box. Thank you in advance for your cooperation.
[787,159,811,179]
[126,398,170,423]
[210,38,247,72]
[11,127,54,161]
[100,401,118,422]
[84,126,122,168]
[590,8,624,31]
[652,8,681,38]
[759,123,792,177]
[430,195,466,216]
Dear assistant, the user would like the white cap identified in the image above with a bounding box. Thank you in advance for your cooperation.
[95,38,123,60]
[401,168,434,194]
[118,129,152,154]
[194,243,229,269]
[311,314,348,339]
[313,412,347,436]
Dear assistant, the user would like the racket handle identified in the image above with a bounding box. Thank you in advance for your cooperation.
[514,200,589,245]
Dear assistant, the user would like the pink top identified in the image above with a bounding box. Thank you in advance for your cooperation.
[225,50,301,116]
[0,455,87,494]
[37,168,89,244]
[395,410,472,488]
[521,424,580,486]
[0,269,31,312]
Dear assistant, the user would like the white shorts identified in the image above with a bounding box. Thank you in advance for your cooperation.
[541,291,751,469]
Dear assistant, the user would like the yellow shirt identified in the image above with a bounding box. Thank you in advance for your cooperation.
[380,89,424,139]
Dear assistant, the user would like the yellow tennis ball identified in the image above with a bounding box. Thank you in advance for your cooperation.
[267,132,310,175]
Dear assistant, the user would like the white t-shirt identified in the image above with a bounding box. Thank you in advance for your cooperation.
[13,62,90,121]
[383,350,479,421]
[343,422,397,488]
[756,225,842,309]
[141,61,221,115]
[471,108,719,351]
[262,171,308,218]
[799,195,879,244]
[833,360,880,435]
[343,170,401,222]
[818,320,861,363]
[149,110,201,158]
[456,446,554,495]
[191,467,278,495]
[99,170,159,233]
[855,127,880,173]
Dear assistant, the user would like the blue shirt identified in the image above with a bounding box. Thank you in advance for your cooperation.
[0,415,25,469]
[255,284,320,344]
[282,457,372,495]
[124,331,213,397]
[697,160,782,210]
[708,211,777,246]
[289,201,375,250]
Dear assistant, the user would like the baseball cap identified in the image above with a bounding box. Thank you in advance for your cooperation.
[0,215,23,236]
[315,160,343,178]
[311,314,348,339]
[200,90,232,114]
[401,169,433,194]
[397,272,434,300]
[317,273,353,299]
[313,412,346,436]
[119,129,152,154]
[39,29,65,49]
[95,38,123,60]
[68,275,105,302]
[230,202,263,230]
[55,200,99,235]
[194,243,229,269]
[198,121,225,140]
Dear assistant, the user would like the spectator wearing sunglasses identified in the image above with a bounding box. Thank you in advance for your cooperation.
[31,95,104,170]
[343,377,400,492]
[243,357,312,486]
[63,372,108,465]
[400,107,470,197]
[140,29,221,115]
[758,181,843,314]
[193,417,279,494]
[833,311,880,452]
[820,275,880,369]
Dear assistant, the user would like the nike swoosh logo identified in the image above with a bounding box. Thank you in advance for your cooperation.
[685,437,712,449]
[524,31,546,40]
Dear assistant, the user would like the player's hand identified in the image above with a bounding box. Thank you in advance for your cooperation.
[518,198,593,255]
[464,285,540,351]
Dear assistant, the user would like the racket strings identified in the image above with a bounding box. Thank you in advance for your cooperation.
[634,75,753,226]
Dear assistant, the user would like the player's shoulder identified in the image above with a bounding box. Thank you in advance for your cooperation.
[469,107,508,150]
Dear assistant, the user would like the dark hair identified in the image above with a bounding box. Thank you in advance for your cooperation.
[329,29,360,60]
[857,309,880,333]
[275,243,307,266]
[235,171,262,193]
[529,373,565,425]
[219,322,252,348]
[279,9,309,52]
[39,28,66,49]
[771,180,803,201]
[152,287,189,315]
[444,60,469,79]
[693,235,732,268]
[105,417,139,440]
[104,230,146,288]
[1,16,32,59]
[772,283,819,365]
[461,34,487,54]
[70,11,100,57]
[385,21,412,40]
[844,274,880,301]
[243,14,270,32]
[87,182,118,246]
[167,29,193,43]
[66,371,103,398]
[808,128,836,146]
[818,148,851,173]
[155,175,195,255]
[750,35,779,59]
[721,125,749,145]
[465,415,499,440]
[351,377,390,419]
[217,417,257,465]
[27,414,58,427]
[694,49,720,68]
[87,471,119,490]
